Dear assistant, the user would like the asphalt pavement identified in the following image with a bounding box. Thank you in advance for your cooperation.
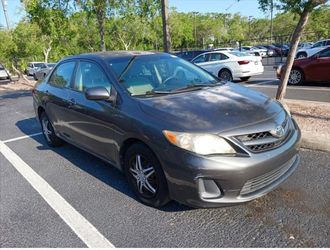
[0,89,329,247]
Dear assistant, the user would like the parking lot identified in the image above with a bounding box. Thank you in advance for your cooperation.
[1,75,330,247]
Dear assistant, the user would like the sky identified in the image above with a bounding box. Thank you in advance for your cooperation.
[0,0,276,28]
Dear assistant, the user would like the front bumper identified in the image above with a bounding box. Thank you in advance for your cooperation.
[158,120,301,208]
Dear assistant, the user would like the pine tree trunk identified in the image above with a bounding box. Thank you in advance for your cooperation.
[276,8,310,100]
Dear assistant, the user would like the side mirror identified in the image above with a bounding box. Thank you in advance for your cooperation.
[85,87,111,101]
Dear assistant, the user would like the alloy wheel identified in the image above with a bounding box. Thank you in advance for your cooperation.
[41,117,52,142]
[129,154,157,198]
[219,70,232,81]
[288,69,302,85]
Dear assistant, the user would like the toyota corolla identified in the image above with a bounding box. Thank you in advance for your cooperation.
[33,51,301,208]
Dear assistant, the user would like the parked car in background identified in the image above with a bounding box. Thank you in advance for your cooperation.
[258,45,277,56]
[173,50,208,61]
[0,63,11,80]
[192,50,264,81]
[213,47,234,52]
[34,63,56,80]
[298,42,313,49]
[296,39,330,58]
[25,62,47,76]
[33,51,301,208]
[273,44,289,57]
[277,46,330,85]
[241,46,268,57]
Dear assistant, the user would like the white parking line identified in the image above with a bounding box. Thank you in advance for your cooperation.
[0,140,114,248]
[3,132,43,143]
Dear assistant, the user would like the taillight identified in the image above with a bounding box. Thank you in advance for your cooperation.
[238,60,250,65]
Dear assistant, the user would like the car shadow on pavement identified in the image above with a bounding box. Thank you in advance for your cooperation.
[15,118,193,212]
[0,90,32,101]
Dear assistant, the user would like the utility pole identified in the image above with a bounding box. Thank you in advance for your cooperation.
[161,0,171,52]
[1,0,9,29]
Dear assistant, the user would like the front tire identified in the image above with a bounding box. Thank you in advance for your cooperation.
[240,76,251,82]
[288,68,304,85]
[124,143,170,207]
[40,112,63,147]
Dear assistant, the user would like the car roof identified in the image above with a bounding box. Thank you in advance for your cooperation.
[62,51,165,61]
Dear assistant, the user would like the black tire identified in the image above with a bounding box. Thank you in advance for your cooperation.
[124,143,170,207]
[240,76,251,82]
[288,68,304,85]
[40,112,63,147]
[296,52,307,59]
[218,69,233,81]
[33,74,38,80]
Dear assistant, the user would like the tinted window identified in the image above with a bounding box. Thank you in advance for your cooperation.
[109,54,218,96]
[35,63,46,68]
[319,48,330,58]
[325,40,330,46]
[49,61,75,88]
[192,54,208,63]
[209,53,228,61]
[74,61,111,93]
[312,41,323,48]
[0,64,4,70]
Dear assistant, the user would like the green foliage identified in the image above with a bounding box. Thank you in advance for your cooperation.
[0,0,329,71]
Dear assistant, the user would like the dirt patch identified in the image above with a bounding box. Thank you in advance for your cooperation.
[285,100,330,139]
[0,79,35,92]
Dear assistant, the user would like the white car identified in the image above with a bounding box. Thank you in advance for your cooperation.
[241,46,268,57]
[192,50,264,82]
[0,63,10,80]
[296,39,330,58]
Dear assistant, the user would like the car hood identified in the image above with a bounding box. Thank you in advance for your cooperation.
[138,82,284,133]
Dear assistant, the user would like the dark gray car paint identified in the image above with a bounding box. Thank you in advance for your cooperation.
[33,51,301,207]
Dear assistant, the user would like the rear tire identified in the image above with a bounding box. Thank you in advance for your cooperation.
[40,112,63,147]
[288,68,304,85]
[240,76,251,82]
[124,143,170,207]
[218,69,233,82]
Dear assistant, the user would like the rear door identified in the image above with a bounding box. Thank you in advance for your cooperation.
[45,61,76,136]
[64,60,117,163]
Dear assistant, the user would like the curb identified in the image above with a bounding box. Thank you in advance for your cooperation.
[300,132,330,152]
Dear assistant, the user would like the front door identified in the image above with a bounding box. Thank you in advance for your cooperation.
[65,60,117,163]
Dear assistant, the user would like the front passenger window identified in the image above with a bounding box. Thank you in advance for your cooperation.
[48,62,75,88]
[74,61,111,93]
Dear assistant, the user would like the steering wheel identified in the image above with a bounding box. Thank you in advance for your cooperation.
[163,76,179,86]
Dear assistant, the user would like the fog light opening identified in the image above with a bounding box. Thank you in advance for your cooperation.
[198,178,223,199]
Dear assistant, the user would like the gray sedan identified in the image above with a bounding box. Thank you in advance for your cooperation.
[32,52,301,208]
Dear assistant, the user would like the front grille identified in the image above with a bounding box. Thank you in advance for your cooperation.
[240,156,296,196]
[235,117,291,153]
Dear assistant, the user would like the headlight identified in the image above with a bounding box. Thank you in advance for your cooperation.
[163,130,235,155]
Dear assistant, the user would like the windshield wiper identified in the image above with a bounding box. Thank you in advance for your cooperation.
[131,90,172,97]
[172,82,222,92]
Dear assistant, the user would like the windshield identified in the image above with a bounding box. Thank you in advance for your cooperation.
[108,54,219,96]
[35,63,46,68]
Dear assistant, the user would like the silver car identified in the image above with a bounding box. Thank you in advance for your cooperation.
[25,62,47,76]
[34,63,56,80]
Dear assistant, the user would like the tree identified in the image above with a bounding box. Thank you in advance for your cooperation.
[161,0,171,52]
[258,0,327,101]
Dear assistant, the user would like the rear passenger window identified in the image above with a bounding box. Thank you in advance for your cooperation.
[48,62,75,88]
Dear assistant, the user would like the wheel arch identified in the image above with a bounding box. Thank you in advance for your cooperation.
[218,67,233,77]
